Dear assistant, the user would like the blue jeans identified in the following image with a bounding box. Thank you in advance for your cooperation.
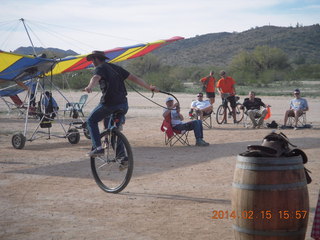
[87,102,128,149]
[173,120,203,140]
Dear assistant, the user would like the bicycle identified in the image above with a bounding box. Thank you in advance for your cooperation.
[216,94,244,124]
[90,110,133,193]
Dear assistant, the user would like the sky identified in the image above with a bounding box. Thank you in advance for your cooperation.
[0,0,319,54]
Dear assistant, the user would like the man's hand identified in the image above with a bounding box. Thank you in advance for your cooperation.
[150,84,159,92]
[174,103,180,112]
[84,87,92,93]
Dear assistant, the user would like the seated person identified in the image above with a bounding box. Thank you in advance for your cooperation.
[242,91,269,128]
[189,92,213,120]
[283,89,308,128]
[41,91,59,118]
[163,97,209,147]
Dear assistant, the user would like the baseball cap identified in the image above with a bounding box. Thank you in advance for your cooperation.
[166,96,174,102]
[293,89,300,94]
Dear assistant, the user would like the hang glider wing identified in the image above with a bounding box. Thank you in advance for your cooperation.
[0,79,35,97]
[0,51,56,82]
[50,36,184,75]
[0,36,184,82]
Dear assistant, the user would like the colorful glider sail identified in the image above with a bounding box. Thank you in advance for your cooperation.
[0,36,184,82]
[0,51,56,82]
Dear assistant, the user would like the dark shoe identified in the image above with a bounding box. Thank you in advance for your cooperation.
[119,157,129,171]
[86,148,104,157]
[196,139,209,147]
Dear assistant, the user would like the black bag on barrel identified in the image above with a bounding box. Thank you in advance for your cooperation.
[242,131,312,184]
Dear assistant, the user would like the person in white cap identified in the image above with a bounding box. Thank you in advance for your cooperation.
[163,96,209,146]
[283,88,309,129]
[84,50,158,157]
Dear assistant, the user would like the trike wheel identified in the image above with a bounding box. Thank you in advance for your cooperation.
[67,128,80,144]
[12,133,26,149]
[83,126,91,139]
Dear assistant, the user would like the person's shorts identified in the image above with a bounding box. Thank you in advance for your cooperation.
[288,109,304,117]
[222,95,236,108]
[206,92,215,99]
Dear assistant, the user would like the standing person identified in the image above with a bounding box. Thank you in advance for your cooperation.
[283,89,309,129]
[216,70,237,123]
[163,97,209,147]
[242,91,270,128]
[200,71,216,104]
[84,51,158,157]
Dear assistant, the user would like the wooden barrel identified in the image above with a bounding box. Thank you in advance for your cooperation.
[232,155,309,240]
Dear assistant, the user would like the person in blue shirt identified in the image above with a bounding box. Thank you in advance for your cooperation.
[283,89,309,128]
[42,91,59,113]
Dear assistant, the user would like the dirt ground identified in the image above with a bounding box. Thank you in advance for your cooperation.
[0,91,319,240]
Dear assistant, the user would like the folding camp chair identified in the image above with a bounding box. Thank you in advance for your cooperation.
[287,111,307,128]
[8,95,28,116]
[189,110,213,129]
[243,107,271,128]
[160,115,190,147]
[198,111,213,129]
[64,94,88,117]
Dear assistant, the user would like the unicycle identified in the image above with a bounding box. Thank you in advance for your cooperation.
[90,111,133,193]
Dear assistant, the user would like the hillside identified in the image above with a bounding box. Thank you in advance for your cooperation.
[154,24,320,67]
[14,47,78,58]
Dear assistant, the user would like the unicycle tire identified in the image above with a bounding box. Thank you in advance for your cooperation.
[90,128,133,193]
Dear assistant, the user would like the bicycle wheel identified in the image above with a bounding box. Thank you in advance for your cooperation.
[91,128,133,193]
[234,103,244,123]
[216,105,226,124]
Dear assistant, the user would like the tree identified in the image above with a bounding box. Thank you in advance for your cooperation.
[125,54,161,77]
[230,46,290,85]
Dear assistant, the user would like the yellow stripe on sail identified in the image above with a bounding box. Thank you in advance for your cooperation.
[49,58,83,75]
[0,52,24,72]
[110,39,166,63]
[110,46,149,63]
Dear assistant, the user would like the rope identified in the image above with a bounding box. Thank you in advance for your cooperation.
[125,80,180,110]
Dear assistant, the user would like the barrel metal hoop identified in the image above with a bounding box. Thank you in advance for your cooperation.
[233,224,306,236]
[236,163,304,171]
[232,181,307,191]
[237,155,302,165]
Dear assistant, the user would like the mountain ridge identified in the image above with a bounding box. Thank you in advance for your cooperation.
[13,24,320,67]
[14,47,78,58]
[154,24,320,67]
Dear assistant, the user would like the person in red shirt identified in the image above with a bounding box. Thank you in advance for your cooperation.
[200,71,215,104]
[216,70,237,123]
